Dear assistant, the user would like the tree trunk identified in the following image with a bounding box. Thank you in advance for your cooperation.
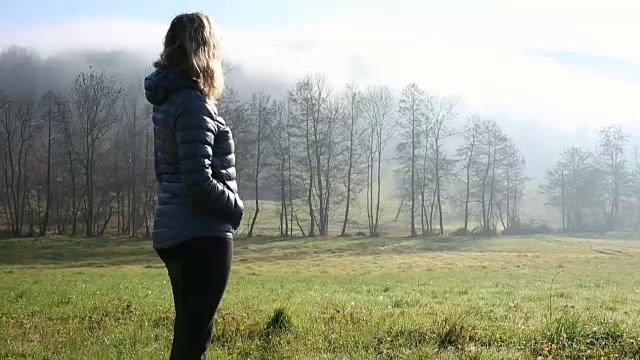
[367,129,375,235]
[420,189,426,235]
[429,185,437,234]
[40,106,53,237]
[341,121,355,236]
[481,150,491,231]
[98,204,113,236]
[131,112,138,237]
[280,166,288,236]
[295,215,307,237]
[498,204,506,230]
[249,191,260,237]
[410,108,417,237]
[249,102,263,237]
[487,142,498,231]
[437,178,444,235]
[394,194,405,222]
[115,128,121,236]
[69,151,78,237]
[464,136,476,233]
[374,144,383,234]
[463,153,472,232]
[314,132,325,236]
[305,113,316,237]
[435,143,443,235]
[506,173,511,229]
[84,134,94,237]
[287,135,294,237]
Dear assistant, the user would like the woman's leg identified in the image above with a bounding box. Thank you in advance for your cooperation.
[158,237,233,360]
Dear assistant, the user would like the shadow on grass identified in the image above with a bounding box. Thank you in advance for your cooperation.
[1,236,307,268]
[0,237,158,268]
[235,236,307,246]
[340,236,486,254]
[0,235,491,268]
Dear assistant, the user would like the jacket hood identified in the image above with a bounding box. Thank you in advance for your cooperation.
[144,67,200,106]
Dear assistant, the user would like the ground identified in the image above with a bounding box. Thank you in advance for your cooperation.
[2,235,640,359]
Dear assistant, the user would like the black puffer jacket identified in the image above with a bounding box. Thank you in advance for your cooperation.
[144,67,243,249]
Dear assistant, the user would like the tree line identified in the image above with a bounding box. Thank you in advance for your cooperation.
[540,125,640,233]
[220,72,534,238]
[12,45,640,239]
[0,63,530,238]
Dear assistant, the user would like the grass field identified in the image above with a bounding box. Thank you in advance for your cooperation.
[2,235,640,359]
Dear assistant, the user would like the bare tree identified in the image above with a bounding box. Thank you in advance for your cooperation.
[110,85,144,237]
[55,95,83,236]
[417,108,434,234]
[271,99,293,236]
[311,76,334,236]
[0,92,38,236]
[498,141,528,230]
[540,147,600,232]
[140,103,156,237]
[70,67,123,236]
[426,95,456,235]
[456,116,482,233]
[247,91,273,236]
[288,74,333,236]
[113,99,124,235]
[38,91,64,236]
[320,96,345,235]
[363,85,396,236]
[397,83,426,237]
[340,82,366,236]
[472,120,510,233]
[126,86,144,236]
[597,124,629,230]
[288,77,315,236]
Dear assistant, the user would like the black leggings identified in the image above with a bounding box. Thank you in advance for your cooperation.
[156,237,233,360]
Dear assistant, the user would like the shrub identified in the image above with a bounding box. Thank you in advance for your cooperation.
[434,312,475,350]
[470,226,498,238]
[452,227,469,236]
[502,220,552,236]
[264,307,293,333]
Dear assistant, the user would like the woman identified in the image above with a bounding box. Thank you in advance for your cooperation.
[144,12,244,360]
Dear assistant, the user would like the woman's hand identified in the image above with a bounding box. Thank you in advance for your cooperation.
[229,197,244,230]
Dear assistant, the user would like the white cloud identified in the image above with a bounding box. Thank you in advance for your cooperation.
[1,0,639,135]
[1,18,166,56]
[501,0,640,63]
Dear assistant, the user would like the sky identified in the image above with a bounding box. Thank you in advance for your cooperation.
[1,0,639,174]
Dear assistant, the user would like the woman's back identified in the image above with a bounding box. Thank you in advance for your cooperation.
[145,66,241,249]
[145,12,242,360]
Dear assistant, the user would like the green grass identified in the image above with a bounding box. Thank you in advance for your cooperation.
[2,235,640,359]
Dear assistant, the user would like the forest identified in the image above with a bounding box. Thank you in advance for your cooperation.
[1,45,638,238]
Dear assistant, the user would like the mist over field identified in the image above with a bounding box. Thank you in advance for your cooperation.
[0,46,631,181]
[1,42,638,235]
[3,2,640,359]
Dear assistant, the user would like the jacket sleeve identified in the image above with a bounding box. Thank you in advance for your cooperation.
[175,100,242,217]
[153,135,162,184]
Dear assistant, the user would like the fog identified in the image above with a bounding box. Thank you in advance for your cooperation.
[0,45,623,181]
[1,2,640,236]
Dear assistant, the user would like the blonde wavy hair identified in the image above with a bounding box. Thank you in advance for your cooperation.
[154,12,224,101]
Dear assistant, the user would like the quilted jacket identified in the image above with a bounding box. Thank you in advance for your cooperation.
[144,67,243,249]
